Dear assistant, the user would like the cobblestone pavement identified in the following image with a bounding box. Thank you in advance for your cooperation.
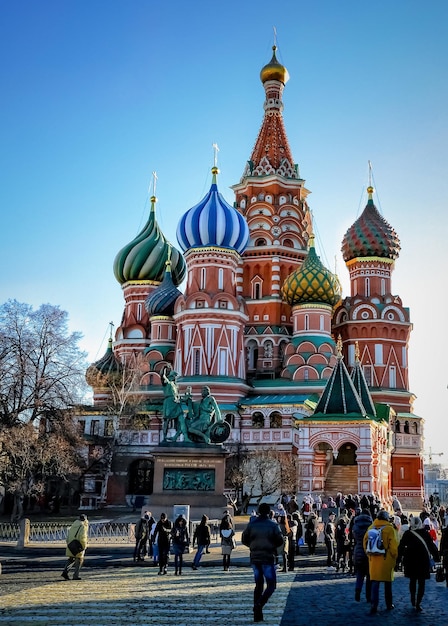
[1,547,447,625]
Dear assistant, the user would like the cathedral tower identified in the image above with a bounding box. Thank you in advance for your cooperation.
[231,46,313,378]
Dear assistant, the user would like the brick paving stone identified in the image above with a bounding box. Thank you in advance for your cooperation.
[1,541,447,626]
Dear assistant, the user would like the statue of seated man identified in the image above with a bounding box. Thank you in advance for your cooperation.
[186,386,222,444]
[161,368,190,442]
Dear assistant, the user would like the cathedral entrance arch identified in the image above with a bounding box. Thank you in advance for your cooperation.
[334,443,357,466]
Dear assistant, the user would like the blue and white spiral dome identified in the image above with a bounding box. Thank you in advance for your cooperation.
[176,167,249,254]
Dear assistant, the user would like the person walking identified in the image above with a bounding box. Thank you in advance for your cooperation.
[324,511,336,571]
[192,515,211,570]
[363,509,398,614]
[220,514,236,571]
[242,502,284,623]
[61,514,89,581]
[335,509,350,571]
[171,515,190,575]
[133,510,152,562]
[398,516,440,611]
[304,512,318,555]
[154,512,172,575]
[351,508,372,601]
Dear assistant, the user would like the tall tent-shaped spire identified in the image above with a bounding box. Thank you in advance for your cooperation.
[244,45,297,179]
[350,341,377,417]
[312,337,371,418]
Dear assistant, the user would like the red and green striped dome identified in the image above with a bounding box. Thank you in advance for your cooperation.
[281,237,342,307]
[342,187,401,262]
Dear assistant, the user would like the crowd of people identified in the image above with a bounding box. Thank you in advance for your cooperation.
[61,492,448,621]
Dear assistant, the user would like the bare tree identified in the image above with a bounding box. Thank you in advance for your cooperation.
[83,352,146,505]
[239,448,300,505]
[0,300,88,517]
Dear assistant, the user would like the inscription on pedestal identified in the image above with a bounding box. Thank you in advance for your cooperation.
[163,468,215,491]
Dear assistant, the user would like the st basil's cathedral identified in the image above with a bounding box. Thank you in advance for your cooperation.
[82,47,424,512]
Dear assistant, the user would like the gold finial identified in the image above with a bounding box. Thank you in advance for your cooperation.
[354,340,360,363]
[336,334,343,358]
[165,245,172,270]
[308,233,315,249]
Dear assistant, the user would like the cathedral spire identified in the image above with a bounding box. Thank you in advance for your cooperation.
[243,45,297,179]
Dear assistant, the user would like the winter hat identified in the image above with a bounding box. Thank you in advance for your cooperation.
[410,517,423,530]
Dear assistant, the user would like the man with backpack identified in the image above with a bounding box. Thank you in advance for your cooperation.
[363,509,398,614]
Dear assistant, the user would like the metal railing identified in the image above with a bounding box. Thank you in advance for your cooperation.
[0,519,221,546]
[0,520,135,545]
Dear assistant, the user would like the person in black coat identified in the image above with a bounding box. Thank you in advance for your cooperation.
[242,503,284,623]
[398,515,440,611]
[305,513,318,555]
[351,508,372,601]
[154,513,172,575]
[192,515,211,570]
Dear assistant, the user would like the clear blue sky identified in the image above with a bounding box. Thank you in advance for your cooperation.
[1,1,447,460]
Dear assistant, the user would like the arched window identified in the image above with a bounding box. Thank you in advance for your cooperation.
[225,414,235,428]
[137,303,142,321]
[404,420,410,434]
[252,412,264,428]
[283,239,294,248]
[200,267,206,289]
[218,268,224,290]
[395,420,401,433]
[304,314,309,331]
[255,238,266,246]
[253,282,262,300]
[269,412,282,428]
[365,277,370,297]
[128,459,154,495]
[413,421,418,434]
[194,349,201,375]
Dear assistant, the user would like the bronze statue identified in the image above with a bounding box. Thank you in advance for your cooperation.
[185,385,222,444]
[161,367,191,442]
[160,369,229,444]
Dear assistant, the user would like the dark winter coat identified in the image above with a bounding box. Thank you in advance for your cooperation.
[398,528,439,580]
[242,515,284,564]
[193,519,211,547]
[351,512,372,567]
[155,519,172,550]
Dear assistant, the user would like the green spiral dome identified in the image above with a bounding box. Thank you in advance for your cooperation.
[113,196,186,285]
[281,237,342,307]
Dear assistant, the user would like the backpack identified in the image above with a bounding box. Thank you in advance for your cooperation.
[366,526,386,556]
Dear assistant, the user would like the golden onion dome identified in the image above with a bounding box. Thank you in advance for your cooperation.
[260,46,289,85]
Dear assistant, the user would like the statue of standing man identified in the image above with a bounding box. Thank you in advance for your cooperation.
[161,367,191,442]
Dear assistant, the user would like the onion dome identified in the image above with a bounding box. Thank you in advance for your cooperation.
[176,167,249,254]
[85,337,122,388]
[113,195,186,285]
[260,45,289,85]
[281,236,342,306]
[145,251,182,317]
[342,186,401,262]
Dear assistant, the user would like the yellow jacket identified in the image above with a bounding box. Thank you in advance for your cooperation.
[66,519,89,557]
[363,519,398,582]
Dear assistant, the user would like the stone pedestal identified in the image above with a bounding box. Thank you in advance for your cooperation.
[146,443,228,521]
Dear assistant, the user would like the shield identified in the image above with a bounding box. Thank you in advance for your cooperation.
[210,421,231,444]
